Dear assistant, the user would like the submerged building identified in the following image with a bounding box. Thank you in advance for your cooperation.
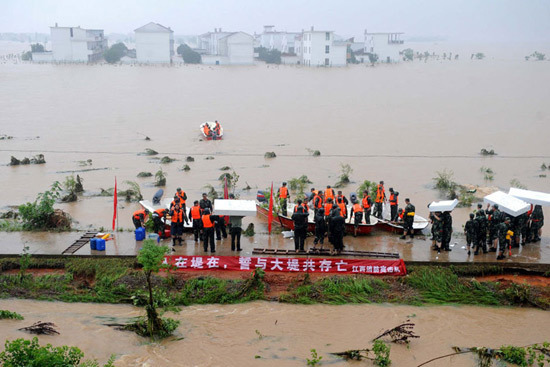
[135,22,174,63]
[299,27,348,67]
[38,24,107,62]
[359,31,404,63]
[198,29,254,65]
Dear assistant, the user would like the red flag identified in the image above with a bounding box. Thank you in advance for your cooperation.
[112,177,117,231]
[268,182,274,234]
[224,176,229,199]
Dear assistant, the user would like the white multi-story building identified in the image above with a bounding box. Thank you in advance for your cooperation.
[300,28,348,67]
[49,24,107,62]
[257,25,300,54]
[362,31,404,63]
[134,22,174,63]
[199,29,254,65]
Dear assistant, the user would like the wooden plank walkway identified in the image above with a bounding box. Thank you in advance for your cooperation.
[61,232,98,255]
[252,248,400,259]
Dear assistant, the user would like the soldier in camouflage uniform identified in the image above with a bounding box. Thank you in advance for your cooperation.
[496,217,511,260]
[475,205,488,254]
[431,212,443,253]
[515,212,528,247]
[529,205,544,242]
[486,203,503,252]
[464,213,478,256]
[441,211,453,251]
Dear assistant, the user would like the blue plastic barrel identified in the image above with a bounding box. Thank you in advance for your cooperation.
[90,238,97,250]
[135,227,145,241]
[96,239,106,251]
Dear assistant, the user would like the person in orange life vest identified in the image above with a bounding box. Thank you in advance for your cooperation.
[324,198,334,240]
[362,190,373,224]
[212,120,222,140]
[325,185,335,202]
[294,199,309,213]
[169,203,185,248]
[336,190,349,206]
[170,195,180,211]
[337,197,347,218]
[349,201,363,237]
[175,188,188,219]
[307,188,318,203]
[203,123,212,138]
[374,181,386,219]
[277,182,290,216]
[132,209,149,229]
[152,208,168,237]
[188,200,203,242]
[201,208,221,253]
[312,190,324,216]
[398,208,405,222]
[389,188,399,221]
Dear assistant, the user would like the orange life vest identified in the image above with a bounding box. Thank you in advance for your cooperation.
[399,211,404,220]
[171,209,183,223]
[214,123,221,134]
[279,186,289,199]
[362,196,371,209]
[133,210,146,220]
[353,203,363,214]
[177,191,186,204]
[325,188,335,201]
[154,208,167,217]
[190,206,202,219]
[202,214,214,228]
[313,194,323,209]
[389,193,397,206]
[204,125,211,136]
[294,202,309,212]
[375,185,385,203]
[324,203,333,216]
[338,202,347,217]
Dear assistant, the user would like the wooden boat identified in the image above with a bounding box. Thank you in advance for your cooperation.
[200,121,224,140]
[256,202,377,235]
[375,216,430,234]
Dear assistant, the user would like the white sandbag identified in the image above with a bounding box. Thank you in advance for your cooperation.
[282,231,294,238]
[483,191,530,217]
[213,199,257,216]
[428,199,459,212]
[508,188,550,206]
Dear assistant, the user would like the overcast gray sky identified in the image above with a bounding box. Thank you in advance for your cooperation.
[2,0,550,42]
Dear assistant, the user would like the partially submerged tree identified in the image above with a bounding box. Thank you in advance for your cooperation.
[125,240,179,338]
[104,42,128,64]
[177,43,201,64]
[18,181,71,230]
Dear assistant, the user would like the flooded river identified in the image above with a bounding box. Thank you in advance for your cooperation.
[0,298,548,366]
[0,41,549,255]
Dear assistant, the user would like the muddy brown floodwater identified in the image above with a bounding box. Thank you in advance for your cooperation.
[0,299,548,366]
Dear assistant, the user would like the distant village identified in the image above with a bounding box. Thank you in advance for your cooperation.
[24,22,405,66]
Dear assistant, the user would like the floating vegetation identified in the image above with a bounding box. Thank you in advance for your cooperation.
[205,156,215,160]
[243,182,252,190]
[540,163,547,171]
[475,52,485,60]
[220,166,231,171]
[306,349,323,366]
[0,134,14,140]
[203,184,219,200]
[243,223,255,236]
[0,310,24,320]
[332,340,391,366]
[182,165,191,172]
[334,163,353,188]
[185,156,195,162]
[78,159,92,166]
[123,181,143,202]
[372,321,419,344]
[480,148,496,156]
[526,51,546,61]
[141,148,158,156]
[137,172,153,178]
[160,156,176,164]
[306,148,321,157]
[154,169,166,187]
[264,152,277,158]
[288,175,312,200]
[510,179,527,190]
[18,321,59,335]
[9,154,46,166]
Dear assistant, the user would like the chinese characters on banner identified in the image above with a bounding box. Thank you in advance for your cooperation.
[163,256,406,276]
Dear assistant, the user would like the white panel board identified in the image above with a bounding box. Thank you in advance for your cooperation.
[508,188,550,206]
[213,199,257,216]
[428,199,459,212]
[483,191,530,217]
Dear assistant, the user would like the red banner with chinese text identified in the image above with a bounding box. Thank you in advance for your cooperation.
[163,256,406,276]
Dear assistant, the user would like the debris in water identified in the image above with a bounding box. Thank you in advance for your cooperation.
[220,166,231,171]
[182,164,191,172]
[160,156,176,164]
[9,154,46,165]
[480,148,496,156]
[141,148,158,156]
[18,321,59,335]
[137,172,153,178]
[205,156,215,160]
[185,156,195,162]
[372,320,419,344]
[264,152,277,158]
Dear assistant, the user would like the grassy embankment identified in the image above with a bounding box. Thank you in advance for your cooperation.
[0,257,548,309]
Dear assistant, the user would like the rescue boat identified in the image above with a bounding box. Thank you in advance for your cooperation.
[200,121,224,140]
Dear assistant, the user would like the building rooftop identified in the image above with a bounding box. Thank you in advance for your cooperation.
[365,32,404,35]
[134,22,173,33]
